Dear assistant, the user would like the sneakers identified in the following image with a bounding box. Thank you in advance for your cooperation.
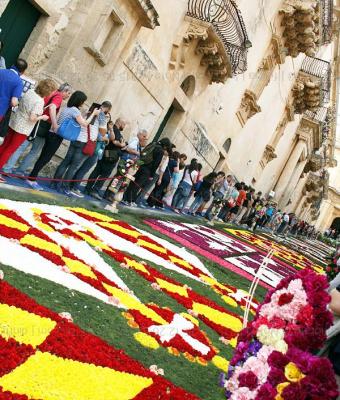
[25,180,43,191]
[131,202,138,208]
[120,201,131,207]
[0,175,6,183]
[70,189,84,198]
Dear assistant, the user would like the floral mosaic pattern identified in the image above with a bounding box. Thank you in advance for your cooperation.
[0,281,198,399]
[0,200,263,398]
[145,220,323,288]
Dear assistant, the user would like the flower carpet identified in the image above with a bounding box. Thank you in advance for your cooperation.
[0,200,331,399]
[145,220,325,289]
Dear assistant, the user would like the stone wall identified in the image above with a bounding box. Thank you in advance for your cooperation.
[0,0,337,202]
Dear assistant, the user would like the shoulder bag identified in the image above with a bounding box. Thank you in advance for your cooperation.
[57,117,81,141]
[27,95,58,142]
[82,126,96,156]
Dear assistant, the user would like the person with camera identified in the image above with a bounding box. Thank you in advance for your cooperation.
[26,91,99,190]
[69,101,112,197]
[84,117,127,200]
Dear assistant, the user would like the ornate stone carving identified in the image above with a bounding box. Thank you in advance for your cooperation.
[169,16,231,84]
[298,117,322,151]
[280,0,332,58]
[184,20,209,42]
[292,74,322,114]
[259,145,277,169]
[134,0,160,29]
[236,90,261,127]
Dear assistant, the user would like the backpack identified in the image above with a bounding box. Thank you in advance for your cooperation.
[140,142,157,165]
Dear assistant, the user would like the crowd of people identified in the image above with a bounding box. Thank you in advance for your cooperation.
[0,57,331,241]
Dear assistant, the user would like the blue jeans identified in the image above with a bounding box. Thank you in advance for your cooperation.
[17,137,45,174]
[189,195,203,213]
[3,137,45,174]
[53,141,86,190]
[172,181,192,210]
[72,153,98,190]
[3,139,30,173]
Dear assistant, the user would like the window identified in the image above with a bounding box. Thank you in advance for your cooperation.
[180,76,195,97]
[85,10,123,66]
[223,138,232,153]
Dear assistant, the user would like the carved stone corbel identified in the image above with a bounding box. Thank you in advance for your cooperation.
[169,16,231,84]
[259,145,278,169]
[236,90,261,127]
[184,20,209,42]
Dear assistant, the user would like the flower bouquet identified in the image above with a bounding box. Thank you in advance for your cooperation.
[220,269,339,400]
[106,158,142,213]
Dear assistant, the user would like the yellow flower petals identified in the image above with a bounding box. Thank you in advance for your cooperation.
[134,332,160,349]
[0,304,56,347]
[0,351,153,400]
[212,355,230,372]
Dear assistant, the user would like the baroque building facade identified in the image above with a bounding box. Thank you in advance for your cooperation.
[0,0,339,228]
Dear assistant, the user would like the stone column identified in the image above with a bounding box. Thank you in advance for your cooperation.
[274,139,307,202]
[279,158,308,209]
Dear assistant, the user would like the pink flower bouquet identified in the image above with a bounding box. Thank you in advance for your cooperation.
[220,270,339,400]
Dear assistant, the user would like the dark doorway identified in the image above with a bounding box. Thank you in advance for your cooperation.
[153,99,184,143]
[331,217,340,233]
[153,104,175,143]
[0,0,41,66]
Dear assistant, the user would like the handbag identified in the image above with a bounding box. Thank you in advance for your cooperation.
[57,117,81,141]
[82,126,96,156]
[27,96,57,142]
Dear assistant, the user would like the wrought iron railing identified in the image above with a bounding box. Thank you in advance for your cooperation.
[187,0,250,75]
[320,0,333,44]
[300,56,331,105]
[305,107,328,124]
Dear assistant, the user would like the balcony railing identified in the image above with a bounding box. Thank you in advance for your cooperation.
[187,0,250,75]
[305,107,328,124]
[300,56,331,105]
[320,0,333,44]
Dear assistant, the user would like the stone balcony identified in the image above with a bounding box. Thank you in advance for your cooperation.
[186,0,250,83]
[280,0,333,58]
[293,56,331,114]
[133,0,160,29]
[304,152,325,173]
